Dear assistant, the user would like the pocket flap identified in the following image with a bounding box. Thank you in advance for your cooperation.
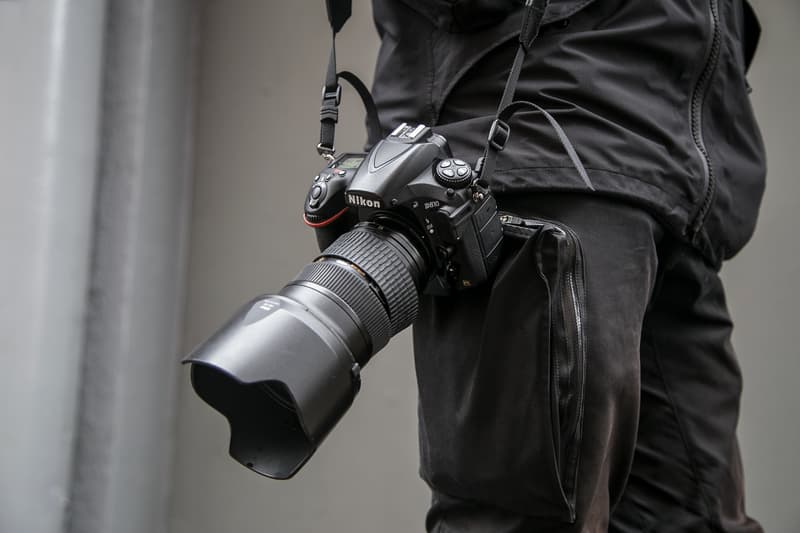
[395,0,596,32]
[541,0,597,26]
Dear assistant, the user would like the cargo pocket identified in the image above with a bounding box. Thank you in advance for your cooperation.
[414,213,588,522]
[502,213,588,521]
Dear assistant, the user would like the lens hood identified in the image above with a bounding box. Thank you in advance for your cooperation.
[183,295,360,479]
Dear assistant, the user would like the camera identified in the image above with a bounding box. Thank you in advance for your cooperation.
[183,123,503,479]
[305,122,503,292]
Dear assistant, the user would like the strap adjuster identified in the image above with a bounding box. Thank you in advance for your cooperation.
[320,104,339,123]
[488,119,510,151]
[321,84,342,106]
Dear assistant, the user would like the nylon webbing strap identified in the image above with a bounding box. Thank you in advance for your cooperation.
[484,101,594,190]
[480,0,594,191]
[494,0,548,122]
[318,0,350,159]
[318,0,383,158]
[338,71,383,149]
[325,0,351,33]
[318,34,342,160]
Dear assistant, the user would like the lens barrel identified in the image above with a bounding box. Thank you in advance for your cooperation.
[184,222,426,478]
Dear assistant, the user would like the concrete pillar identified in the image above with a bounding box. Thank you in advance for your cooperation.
[0,2,195,532]
[66,2,196,533]
[0,2,106,532]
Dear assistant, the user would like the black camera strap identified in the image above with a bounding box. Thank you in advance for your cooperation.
[480,0,594,191]
[318,0,382,160]
[319,0,591,190]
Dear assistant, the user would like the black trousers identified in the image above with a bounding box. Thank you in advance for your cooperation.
[412,194,762,532]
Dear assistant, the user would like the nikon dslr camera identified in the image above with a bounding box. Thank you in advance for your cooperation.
[184,123,503,479]
[305,122,503,292]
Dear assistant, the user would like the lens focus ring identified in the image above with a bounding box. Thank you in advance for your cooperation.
[294,260,392,353]
[321,227,419,334]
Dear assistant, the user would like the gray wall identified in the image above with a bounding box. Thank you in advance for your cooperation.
[722,0,800,530]
[170,1,800,532]
[169,3,428,533]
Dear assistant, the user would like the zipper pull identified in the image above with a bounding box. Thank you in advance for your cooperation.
[499,213,530,227]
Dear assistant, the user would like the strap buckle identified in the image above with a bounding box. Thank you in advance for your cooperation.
[321,83,342,106]
[320,84,342,123]
[487,119,511,151]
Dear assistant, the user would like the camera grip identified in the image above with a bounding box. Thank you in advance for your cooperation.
[305,208,358,251]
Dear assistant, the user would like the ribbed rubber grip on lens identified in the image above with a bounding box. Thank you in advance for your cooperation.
[322,228,419,334]
[295,261,392,352]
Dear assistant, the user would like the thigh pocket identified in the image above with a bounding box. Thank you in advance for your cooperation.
[414,214,587,522]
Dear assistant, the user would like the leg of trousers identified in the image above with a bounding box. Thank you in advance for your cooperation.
[413,194,761,532]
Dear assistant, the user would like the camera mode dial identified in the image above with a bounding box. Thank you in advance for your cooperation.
[435,159,473,189]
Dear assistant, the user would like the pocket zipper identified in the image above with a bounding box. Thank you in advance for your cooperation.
[549,223,586,521]
[501,214,587,520]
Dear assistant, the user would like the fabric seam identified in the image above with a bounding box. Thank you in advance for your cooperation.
[428,28,438,124]
[493,165,679,199]
[646,329,719,532]
[435,0,598,118]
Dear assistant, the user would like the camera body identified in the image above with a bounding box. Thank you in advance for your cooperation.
[304,123,504,294]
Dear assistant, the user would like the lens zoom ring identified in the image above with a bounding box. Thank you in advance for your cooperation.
[322,229,419,334]
[295,261,392,352]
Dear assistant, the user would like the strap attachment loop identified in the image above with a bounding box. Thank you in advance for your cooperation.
[316,143,336,161]
[488,119,511,152]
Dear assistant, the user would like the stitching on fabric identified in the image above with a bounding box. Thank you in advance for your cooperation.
[645,331,718,532]
[559,0,596,21]
[435,0,599,118]
[428,29,438,125]
[493,165,678,198]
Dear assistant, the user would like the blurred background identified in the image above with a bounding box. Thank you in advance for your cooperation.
[0,1,797,532]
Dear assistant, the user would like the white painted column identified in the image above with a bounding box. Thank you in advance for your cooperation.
[65,2,195,532]
[0,2,106,533]
[0,1,195,532]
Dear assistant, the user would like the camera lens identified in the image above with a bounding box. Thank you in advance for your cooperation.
[294,222,426,354]
[184,221,428,478]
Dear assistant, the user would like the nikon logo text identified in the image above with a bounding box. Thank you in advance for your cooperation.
[347,194,382,208]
